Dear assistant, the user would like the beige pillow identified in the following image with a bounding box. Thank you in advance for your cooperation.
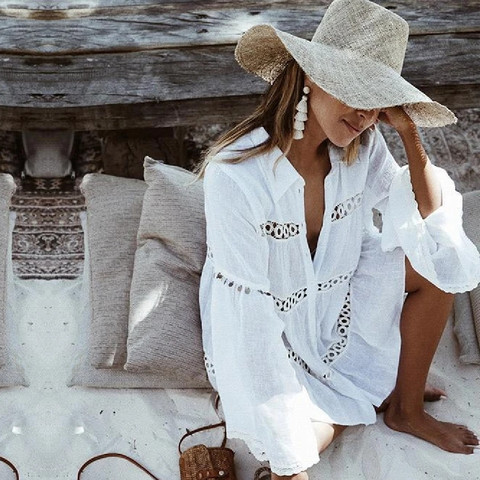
[69,211,211,388]
[453,292,480,364]
[80,173,147,368]
[124,157,209,387]
[453,191,480,363]
[0,175,28,386]
[0,174,16,368]
[462,191,480,348]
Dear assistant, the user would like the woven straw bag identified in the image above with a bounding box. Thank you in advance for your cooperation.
[179,422,237,480]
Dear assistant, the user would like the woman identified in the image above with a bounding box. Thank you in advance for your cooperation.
[196,0,480,478]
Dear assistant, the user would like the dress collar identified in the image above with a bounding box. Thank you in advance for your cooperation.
[250,126,341,203]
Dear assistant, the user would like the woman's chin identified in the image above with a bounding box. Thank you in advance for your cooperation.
[328,136,355,148]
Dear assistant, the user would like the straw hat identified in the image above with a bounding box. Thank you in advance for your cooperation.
[235,0,456,127]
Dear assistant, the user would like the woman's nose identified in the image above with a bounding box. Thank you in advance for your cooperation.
[357,109,379,124]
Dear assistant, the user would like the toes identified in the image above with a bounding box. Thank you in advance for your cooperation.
[423,385,447,402]
[463,433,479,446]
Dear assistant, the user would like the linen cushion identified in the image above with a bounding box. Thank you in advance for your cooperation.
[453,190,480,363]
[453,292,480,364]
[462,190,480,348]
[69,210,211,388]
[0,174,16,368]
[0,175,28,386]
[80,173,147,368]
[124,157,209,387]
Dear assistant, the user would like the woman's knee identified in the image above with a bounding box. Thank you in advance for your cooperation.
[404,257,453,300]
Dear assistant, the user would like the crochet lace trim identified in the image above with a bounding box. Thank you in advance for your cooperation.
[320,287,352,366]
[213,266,353,316]
[260,221,301,240]
[331,192,363,222]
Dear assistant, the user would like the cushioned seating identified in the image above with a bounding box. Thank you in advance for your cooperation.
[453,190,480,363]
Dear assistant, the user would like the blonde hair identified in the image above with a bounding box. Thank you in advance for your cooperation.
[195,61,364,179]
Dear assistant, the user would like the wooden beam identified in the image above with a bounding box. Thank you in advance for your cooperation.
[0,34,477,105]
[0,1,477,129]
[0,1,478,55]
[0,85,477,131]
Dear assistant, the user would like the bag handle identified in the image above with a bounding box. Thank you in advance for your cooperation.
[77,452,161,480]
[178,421,227,455]
[0,456,19,479]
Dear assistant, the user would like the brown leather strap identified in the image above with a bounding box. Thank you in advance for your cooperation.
[77,452,161,480]
[0,456,19,480]
[178,421,227,455]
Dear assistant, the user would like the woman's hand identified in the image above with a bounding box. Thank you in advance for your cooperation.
[378,106,415,135]
[271,471,308,480]
[379,106,442,218]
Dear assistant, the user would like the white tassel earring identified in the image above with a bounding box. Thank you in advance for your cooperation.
[293,86,310,140]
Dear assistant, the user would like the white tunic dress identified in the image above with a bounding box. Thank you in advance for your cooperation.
[198,126,480,475]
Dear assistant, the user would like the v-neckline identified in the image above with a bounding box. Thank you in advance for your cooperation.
[286,149,334,267]
[309,172,333,267]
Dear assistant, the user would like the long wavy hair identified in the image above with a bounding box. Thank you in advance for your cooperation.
[194,61,365,179]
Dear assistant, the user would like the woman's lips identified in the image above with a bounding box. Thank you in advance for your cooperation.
[343,120,361,133]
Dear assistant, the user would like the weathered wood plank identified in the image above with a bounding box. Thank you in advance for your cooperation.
[0,85,477,131]
[0,34,476,106]
[0,1,478,54]
[2,0,480,11]
[0,1,477,129]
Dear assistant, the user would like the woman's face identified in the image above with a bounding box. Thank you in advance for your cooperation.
[304,78,380,147]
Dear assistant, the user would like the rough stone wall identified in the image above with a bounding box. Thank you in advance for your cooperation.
[0,108,477,195]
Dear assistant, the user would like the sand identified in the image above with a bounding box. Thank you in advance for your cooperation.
[0,276,479,479]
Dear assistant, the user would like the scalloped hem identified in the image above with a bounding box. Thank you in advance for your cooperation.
[227,429,320,476]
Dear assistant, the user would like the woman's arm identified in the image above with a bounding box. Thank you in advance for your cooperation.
[379,107,441,218]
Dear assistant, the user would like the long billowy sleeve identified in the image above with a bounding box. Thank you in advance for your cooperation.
[201,163,319,475]
[364,128,480,293]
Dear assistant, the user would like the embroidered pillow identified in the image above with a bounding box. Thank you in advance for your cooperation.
[124,157,209,387]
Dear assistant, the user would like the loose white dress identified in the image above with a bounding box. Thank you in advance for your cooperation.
[199,126,480,475]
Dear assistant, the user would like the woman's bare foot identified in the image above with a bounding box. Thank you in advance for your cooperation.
[376,384,446,413]
[384,404,479,454]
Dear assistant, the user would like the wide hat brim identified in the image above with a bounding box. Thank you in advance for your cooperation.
[235,25,456,128]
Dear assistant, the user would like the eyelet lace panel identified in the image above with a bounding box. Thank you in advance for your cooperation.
[214,269,351,313]
[317,270,354,292]
[214,272,253,294]
[260,221,300,239]
[321,288,351,366]
[204,353,215,376]
[331,193,363,222]
[260,287,308,313]
[287,347,312,375]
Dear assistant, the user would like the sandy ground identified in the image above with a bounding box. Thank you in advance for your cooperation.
[0,276,479,479]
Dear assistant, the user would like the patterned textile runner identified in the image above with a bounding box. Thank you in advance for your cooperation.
[10,176,85,280]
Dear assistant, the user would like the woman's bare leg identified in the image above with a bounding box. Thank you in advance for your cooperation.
[384,258,479,453]
[376,384,446,413]
[312,421,347,453]
[270,422,346,480]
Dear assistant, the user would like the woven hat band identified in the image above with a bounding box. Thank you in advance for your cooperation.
[312,0,408,73]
